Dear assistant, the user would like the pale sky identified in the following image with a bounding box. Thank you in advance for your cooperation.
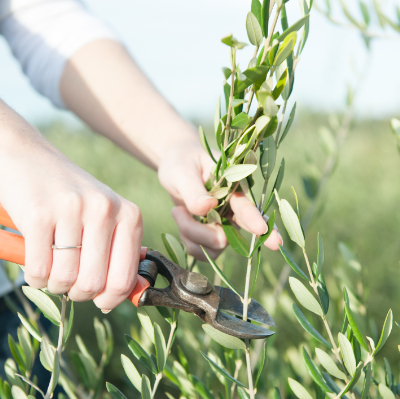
[1,0,399,126]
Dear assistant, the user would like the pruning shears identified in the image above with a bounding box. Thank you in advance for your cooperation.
[0,204,275,339]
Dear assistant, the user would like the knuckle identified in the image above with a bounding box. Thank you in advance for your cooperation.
[123,202,142,224]
[91,193,117,220]
[53,271,77,288]
[77,277,104,296]
[108,277,135,297]
[26,267,48,282]
[62,192,83,215]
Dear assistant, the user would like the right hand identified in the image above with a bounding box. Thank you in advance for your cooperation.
[0,108,143,312]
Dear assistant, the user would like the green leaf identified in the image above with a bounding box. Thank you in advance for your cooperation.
[222,68,232,80]
[17,313,42,342]
[50,351,60,394]
[338,333,356,375]
[202,324,245,350]
[273,32,297,66]
[231,98,248,108]
[311,263,329,315]
[276,197,305,248]
[94,317,107,353]
[279,246,310,281]
[106,382,127,399]
[263,95,279,116]
[11,386,28,399]
[255,115,271,138]
[361,362,372,399]
[199,126,217,163]
[373,309,393,355]
[238,387,250,399]
[8,334,25,372]
[317,233,324,276]
[288,378,313,399]
[17,327,33,371]
[277,15,309,42]
[201,246,242,298]
[251,0,262,27]
[260,136,276,179]
[315,348,346,380]
[303,347,332,392]
[207,209,222,225]
[137,308,155,344]
[64,301,74,346]
[125,335,157,374]
[232,112,250,129]
[121,355,141,393]
[249,247,262,298]
[261,0,270,36]
[272,68,287,100]
[234,66,269,95]
[156,306,173,324]
[214,96,221,132]
[250,211,276,256]
[263,158,285,213]
[289,277,323,316]
[221,218,250,257]
[154,323,167,372]
[342,362,363,395]
[344,303,368,351]
[255,342,267,388]
[200,352,246,388]
[246,12,263,46]
[161,233,187,269]
[379,384,396,399]
[223,164,257,183]
[191,375,214,399]
[40,337,55,372]
[292,304,332,348]
[279,102,296,145]
[22,286,61,326]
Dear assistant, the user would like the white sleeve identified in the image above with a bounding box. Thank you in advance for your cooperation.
[0,0,119,108]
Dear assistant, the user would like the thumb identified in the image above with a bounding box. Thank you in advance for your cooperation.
[174,167,218,216]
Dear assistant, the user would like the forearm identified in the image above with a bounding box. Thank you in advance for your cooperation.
[60,39,199,170]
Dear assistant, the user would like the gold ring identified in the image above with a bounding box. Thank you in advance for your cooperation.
[51,245,82,250]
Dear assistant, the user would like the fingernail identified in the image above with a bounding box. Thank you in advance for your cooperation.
[198,195,214,203]
[101,309,111,314]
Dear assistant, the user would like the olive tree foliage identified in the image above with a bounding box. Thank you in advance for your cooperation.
[1,1,400,399]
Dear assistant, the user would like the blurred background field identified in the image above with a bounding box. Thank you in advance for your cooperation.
[39,110,400,396]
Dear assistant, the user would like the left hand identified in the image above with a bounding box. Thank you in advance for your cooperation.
[158,140,283,261]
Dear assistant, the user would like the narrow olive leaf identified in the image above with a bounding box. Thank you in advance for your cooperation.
[161,233,187,269]
[202,324,245,350]
[210,187,229,200]
[191,375,214,399]
[232,112,250,129]
[344,303,368,351]
[154,323,167,372]
[338,333,356,375]
[156,306,172,325]
[201,246,242,298]
[303,348,332,392]
[315,349,346,381]
[106,383,128,399]
[221,219,250,257]
[260,136,276,179]
[323,373,343,397]
[255,342,267,388]
[11,386,28,399]
[246,11,263,46]
[8,335,25,371]
[274,32,297,67]
[261,0,270,36]
[317,233,324,276]
[231,98,248,108]
[200,352,246,388]
[276,197,305,248]
[64,301,74,346]
[361,362,372,399]
[214,96,221,132]
[136,308,154,344]
[251,0,262,26]
[94,318,107,353]
[249,247,262,298]
[288,378,313,399]
[289,277,323,316]
[279,246,310,281]
[311,263,329,315]
[250,211,275,257]
[199,126,217,163]
[40,337,55,371]
[272,68,287,100]
[238,387,250,399]
[293,304,332,348]
[277,15,309,42]
[17,327,33,371]
[121,355,141,393]
[264,158,285,213]
[373,309,393,355]
[222,67,232,80]
[223,164,257,183]
[379,384,396,399]
[207,209,222,225]
[279,102,296,145]
[124,335,157,374]
[49,351,60,394]
[256,115,271,137]
[22,287,61,326]
[342,362,363,395]
[17,313,42,342]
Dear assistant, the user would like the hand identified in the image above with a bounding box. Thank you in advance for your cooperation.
[0,103,142,312]
[158,140,283,260]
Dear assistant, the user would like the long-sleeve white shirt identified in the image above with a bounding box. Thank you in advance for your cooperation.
[0,0,119,297]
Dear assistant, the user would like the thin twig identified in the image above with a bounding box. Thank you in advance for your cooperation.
[16,374,45,398]
[224,48,237,148]
[229,359,243,397]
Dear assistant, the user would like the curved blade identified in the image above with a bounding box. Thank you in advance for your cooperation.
[215,286,275,327]
[206,311,275,339]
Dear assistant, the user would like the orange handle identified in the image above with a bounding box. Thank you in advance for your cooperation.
[0,204,149,306]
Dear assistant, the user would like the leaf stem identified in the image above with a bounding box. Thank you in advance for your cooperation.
[245,340,255,399]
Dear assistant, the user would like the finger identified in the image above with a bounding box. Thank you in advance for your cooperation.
[173,165,218,216]
[230,192,268,236]
[93,207,143,312]
[172,206,228,251]
[24,213,53,289]
[180,234,222,261]
[262,214,283,250]
[47,219,82,294]
[67,220,114,302]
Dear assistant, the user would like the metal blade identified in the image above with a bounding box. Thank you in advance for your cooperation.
[215,286,275,327]
[206,311,275,339]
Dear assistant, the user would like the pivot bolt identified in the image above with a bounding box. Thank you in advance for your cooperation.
[181,272,212,295]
